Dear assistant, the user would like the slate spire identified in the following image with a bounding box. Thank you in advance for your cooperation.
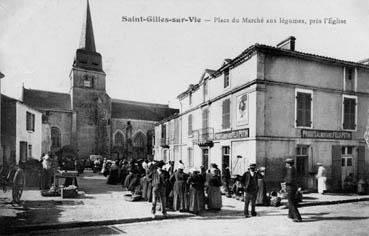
[79,0,96,52]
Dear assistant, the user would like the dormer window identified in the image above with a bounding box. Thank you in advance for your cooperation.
[224,69,230,88]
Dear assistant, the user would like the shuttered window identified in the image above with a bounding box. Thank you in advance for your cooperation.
[26,112,35,131]
[222,99,231,129]
[343,97,356,130]
[188,114,193,136]
[296,92,312,127]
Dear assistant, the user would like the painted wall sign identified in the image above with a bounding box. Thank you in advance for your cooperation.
[301,129,352,140]
[214,128,249,140]
[236,93,249,126]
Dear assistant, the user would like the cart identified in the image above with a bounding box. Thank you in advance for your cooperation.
[0,166,25,203]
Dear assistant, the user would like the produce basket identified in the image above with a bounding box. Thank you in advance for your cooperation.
[60,185,78,198]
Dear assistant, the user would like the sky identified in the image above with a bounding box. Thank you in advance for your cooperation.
[0,0,368,108]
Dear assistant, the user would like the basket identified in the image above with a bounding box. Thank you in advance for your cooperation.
[60,188,78,198]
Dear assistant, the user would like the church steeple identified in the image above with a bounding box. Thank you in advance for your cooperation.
[73,0,103,72]
[79,0,96,52]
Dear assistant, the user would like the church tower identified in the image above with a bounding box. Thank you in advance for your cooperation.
[70,0,111,158]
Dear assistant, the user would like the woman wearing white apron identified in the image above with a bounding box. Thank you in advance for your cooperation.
[316,163,327,194]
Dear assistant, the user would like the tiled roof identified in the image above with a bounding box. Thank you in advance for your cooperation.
[22,88,71,111]
[111,99,179,121]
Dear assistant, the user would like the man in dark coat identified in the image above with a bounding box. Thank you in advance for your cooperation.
[241,163,259,217]
[284,158,302,222]
[150,161,169,218]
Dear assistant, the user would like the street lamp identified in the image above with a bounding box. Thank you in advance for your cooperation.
[0,72,4,79]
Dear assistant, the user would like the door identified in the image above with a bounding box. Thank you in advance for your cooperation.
[296,146,309,189]
[341,147,354,188]
[222,146,230,175]
[19,141,28,163]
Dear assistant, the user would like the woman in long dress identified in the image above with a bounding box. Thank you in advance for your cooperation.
[207,165,222,211]
[107,161,120,185]
[316,163,327,194]
[187,168,205,214]
[171,164,188,211]
[256,167,268,205]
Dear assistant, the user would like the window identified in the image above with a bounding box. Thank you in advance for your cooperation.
[202,108,209,129]
[28,144,32,158]
[295,90,312,128]
[51,127,61,148]
[343,96,357,130]
[26,112,35,131]
[203,81,208,101]
[133,132,145,148]
[222,98,231,129]
[344,67,355,91]
[114,131,124,146]
[189,93,192,105]
[342,146,353,155]
[83,77,91,87]
[224,69,230,88]
[188,147,194,168]
[188,114,193,136]
[83,75,94,88]
[161,124,166,139]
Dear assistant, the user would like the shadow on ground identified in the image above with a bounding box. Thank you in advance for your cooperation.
[77,173,123,195]
[0,199,84,234]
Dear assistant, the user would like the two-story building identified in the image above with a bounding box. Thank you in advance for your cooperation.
[1,94,42,166]
[155,37,369,191]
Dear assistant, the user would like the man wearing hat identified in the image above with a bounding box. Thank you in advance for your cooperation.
[284,158,302,222]
[150,161,169,218]
[241,163,259,217]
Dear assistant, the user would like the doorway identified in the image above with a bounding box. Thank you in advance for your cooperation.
[202,148,209,170]
[341,146,354,188]
[296,145,309,189]
[19,141,28,163]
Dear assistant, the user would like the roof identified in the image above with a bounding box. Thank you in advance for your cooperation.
[79,0,96,52]
[22,88,71,111]
[177,41,369,99]
[111,99,179,121]
[1,94,18,103]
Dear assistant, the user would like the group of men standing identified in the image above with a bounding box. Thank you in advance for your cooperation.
[242,158,302,222]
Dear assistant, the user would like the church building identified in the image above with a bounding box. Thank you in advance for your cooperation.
[21,1,178,161]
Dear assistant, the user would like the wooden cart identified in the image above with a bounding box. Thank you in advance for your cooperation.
[0,166,25,203]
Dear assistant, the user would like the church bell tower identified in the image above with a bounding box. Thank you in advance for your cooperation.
[70,0,111,159]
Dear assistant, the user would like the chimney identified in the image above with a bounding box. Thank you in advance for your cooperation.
[276,36,296,51]
[358,58,369,65]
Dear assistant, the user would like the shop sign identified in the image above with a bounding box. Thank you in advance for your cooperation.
[301,129,352,140]
[214,128,249,140]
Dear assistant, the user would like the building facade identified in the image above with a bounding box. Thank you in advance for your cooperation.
[1,95,42,166]
[17,2,177,162]
[155,37,369,191]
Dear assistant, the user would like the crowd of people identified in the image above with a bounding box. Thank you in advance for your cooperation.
[101,158,275,219]
[118,160,222,218]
